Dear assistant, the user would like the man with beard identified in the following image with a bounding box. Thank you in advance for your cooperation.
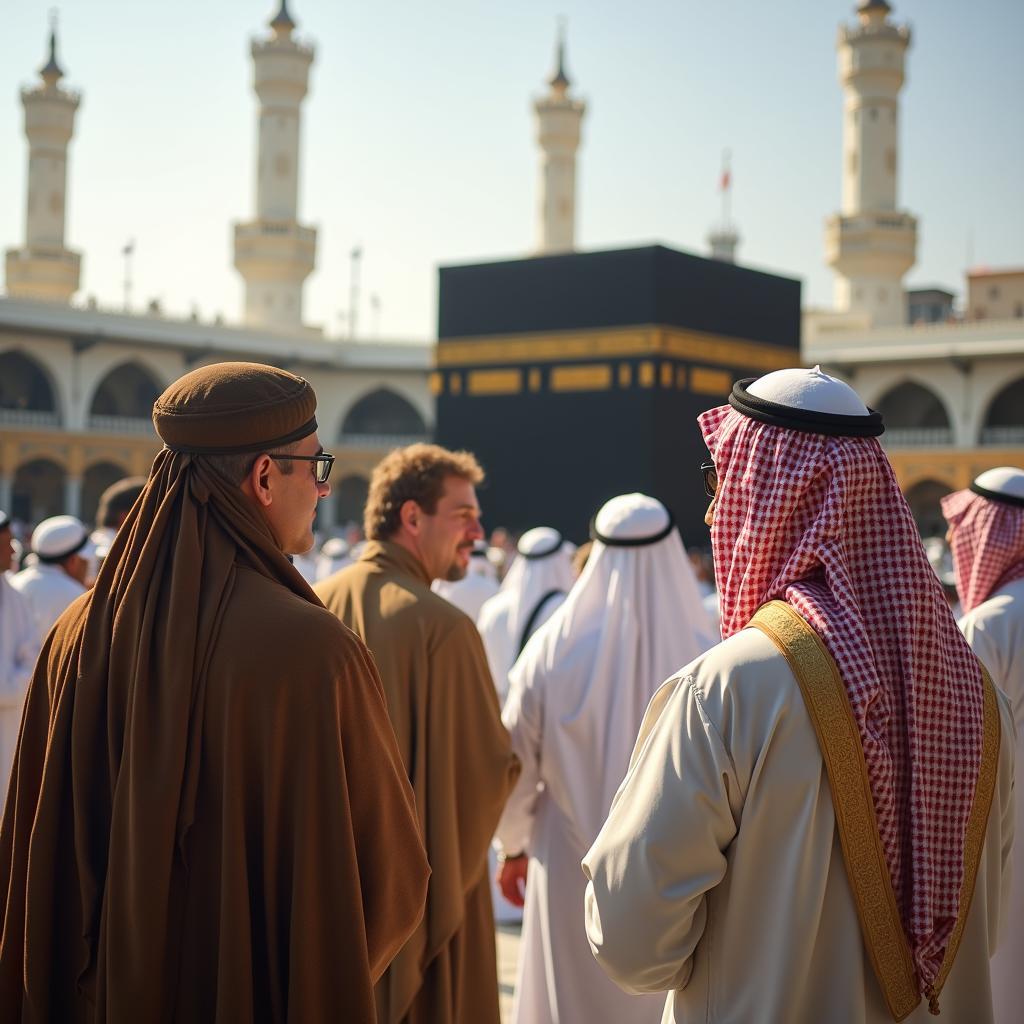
[583,367,1014,1023]
[316,443,520,1024]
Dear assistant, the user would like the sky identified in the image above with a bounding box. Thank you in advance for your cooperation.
[2,0,1022,342]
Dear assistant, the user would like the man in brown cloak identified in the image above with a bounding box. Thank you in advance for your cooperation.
[315,444,520,1024]
[0,362,430,1023]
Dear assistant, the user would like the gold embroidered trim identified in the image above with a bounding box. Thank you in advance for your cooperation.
[931,661,1000,997]
[749,601,1000,1022]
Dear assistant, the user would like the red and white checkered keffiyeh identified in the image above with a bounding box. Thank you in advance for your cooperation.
[699,404,985,996]
[941,488,1024,614]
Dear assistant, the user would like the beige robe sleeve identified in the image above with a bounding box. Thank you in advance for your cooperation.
[582,673,741,995]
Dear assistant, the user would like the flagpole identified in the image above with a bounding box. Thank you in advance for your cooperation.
[721,149,731,228]
[122,239,135,312]
[349,246,362,340]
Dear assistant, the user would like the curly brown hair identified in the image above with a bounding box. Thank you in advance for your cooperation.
[365,443,484,541]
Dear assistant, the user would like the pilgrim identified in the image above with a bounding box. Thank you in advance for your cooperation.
[942,466,1024,1021]
[0,512,34,790]
[315,443,519,1024]
[11,515,94,638]
[432,540,500,621]
[477,527,575,702]
[0,362,429,1021]
[496,493,713,1024]
[584,367,1014,1023]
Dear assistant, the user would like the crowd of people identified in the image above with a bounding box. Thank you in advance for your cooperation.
[0,360,1019,1023]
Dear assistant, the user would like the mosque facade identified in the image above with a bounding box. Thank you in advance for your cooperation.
[1,4,432,531]
[2,1,1021,538]
[803,0,1024,537]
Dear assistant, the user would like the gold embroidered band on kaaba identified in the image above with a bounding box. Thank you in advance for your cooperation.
[749,601,999,1022]
[435,325,797,372]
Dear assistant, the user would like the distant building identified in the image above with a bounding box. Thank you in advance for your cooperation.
[1,7,432,532]
[0,297,431,529]
[806,2,1024,534]
[906,287,955,325]
[967,268,1024,322]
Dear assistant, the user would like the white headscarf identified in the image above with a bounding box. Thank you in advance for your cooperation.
[477,526,576,699]
[506,494,716,849]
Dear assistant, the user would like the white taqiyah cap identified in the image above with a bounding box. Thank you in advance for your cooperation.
[0,509,10,531]
[971,466,1024,507]
[518,526,563,559]
[747,366,870,415]
[591,493,674,547]
[31,515,95,563]
[729,366,884,437]
[320,537,350,558]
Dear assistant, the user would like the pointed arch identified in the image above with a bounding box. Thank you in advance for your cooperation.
[88,361,164,432]
[876,381,952,446]
[0,350,61,426]
[980,377,1024,445]
[340,388,429,444]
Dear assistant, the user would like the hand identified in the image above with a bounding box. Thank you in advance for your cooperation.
[498,855,528,907]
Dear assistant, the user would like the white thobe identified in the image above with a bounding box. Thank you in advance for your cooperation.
[496,638,666,1023]
[478,591,566,703]
[959,575,1024,1024]
[10,563,86,642]
[584,628,1015,1024]
[0,575,36,791]
[433,572,500,623]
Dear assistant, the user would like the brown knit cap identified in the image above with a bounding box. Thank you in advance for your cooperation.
[153,361,317,454]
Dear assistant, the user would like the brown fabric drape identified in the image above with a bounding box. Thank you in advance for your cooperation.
[0,448,429,1022]
[316,541,519,1024]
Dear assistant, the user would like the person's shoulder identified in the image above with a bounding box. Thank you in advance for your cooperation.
[231,566,364,653]
[313,558,367,601]
[672,627,801,725]
[962,578,1024,633]
[681,627,791,689]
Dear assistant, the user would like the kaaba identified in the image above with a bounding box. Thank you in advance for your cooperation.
[434,244,801,547]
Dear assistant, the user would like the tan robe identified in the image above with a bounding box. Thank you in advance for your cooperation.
[0,564,429,1022]
[584,627,1015,1024]
[315,541,520,1024]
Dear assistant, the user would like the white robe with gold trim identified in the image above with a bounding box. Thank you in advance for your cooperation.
[584,628,1015,1024]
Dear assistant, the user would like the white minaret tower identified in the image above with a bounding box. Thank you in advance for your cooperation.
[5,18,82,303]
[233,1,317,332]
[825,0,917,327]
[534,24,585,255]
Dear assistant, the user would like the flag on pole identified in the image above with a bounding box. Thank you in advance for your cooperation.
[720,168,731,192]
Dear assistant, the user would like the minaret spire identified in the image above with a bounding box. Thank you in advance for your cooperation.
[549,18,570,91]
[40,10,64,86]
[533,20,586,255]
[5,12,82,302]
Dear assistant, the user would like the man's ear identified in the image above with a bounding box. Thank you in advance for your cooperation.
[245,454,275,508]
[399,498,422,536]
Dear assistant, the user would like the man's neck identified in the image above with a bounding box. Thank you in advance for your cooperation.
[387,532,431,578]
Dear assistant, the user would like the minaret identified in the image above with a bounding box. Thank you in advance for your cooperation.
[707,151,740,263]
[233,1,317,332]
[5,18,82,303]
[825,0,917,327]
[533,24,585,255]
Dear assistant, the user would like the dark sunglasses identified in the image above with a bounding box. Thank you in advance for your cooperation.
[272,452,335,484]
[700,460,718,498]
